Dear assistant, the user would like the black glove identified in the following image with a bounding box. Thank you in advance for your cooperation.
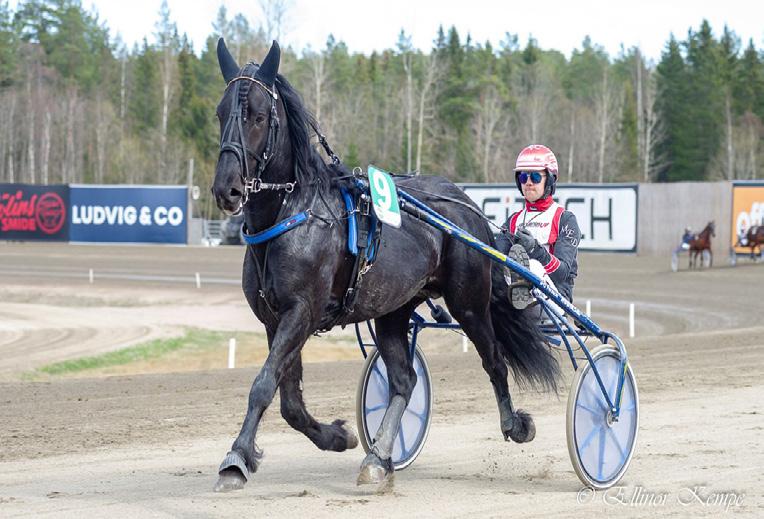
[514,227,538,255]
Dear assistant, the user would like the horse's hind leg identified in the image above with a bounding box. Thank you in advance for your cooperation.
[279,354,359,452]
[445,297,535,443]
[357,302,418,486]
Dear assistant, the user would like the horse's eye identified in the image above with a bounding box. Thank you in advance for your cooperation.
[254,114,267,125]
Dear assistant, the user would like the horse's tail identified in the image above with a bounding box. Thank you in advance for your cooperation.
[489,262,560,393]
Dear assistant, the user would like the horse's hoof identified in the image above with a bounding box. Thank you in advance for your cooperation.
[213,467,247,492]
[346,429,359,450]
[357,452,393,485]
[213,450,250,492]
[504,409,536,443]
[331,419,359,450]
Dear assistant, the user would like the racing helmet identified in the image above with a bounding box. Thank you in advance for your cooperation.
[514,144,559,196]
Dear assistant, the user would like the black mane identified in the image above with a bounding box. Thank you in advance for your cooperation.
[274,73,349,191]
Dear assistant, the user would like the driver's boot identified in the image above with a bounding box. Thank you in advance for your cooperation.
[505,244,534,310]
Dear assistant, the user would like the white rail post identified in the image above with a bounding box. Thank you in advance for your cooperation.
[462,334,468,353]
[89,268,94,284]
[195,272,201,289]
[629,303,635,338]
[585,300,591,317]
[228,338,236,369]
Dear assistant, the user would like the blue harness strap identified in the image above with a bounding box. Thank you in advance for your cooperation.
[340,187,379,263]
[241,211,310,245]
[340,188,358,255]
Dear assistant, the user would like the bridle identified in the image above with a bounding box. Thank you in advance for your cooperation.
[218,64,294,205]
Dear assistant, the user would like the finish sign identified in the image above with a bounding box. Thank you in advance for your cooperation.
[368,165,401,228]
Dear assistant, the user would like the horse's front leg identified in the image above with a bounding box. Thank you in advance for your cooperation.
[279,354,359,452]
[357,304,417,486]
[213,305,313,492]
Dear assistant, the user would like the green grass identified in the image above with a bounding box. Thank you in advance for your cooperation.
[35,328,229,376]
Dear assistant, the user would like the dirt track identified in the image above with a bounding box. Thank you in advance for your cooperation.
[0,243,763,517]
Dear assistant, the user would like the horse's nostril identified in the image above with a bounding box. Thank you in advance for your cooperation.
[229,187,242,199]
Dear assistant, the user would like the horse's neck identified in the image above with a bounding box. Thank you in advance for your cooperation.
[243,176,326,234]
[243,195,282,234]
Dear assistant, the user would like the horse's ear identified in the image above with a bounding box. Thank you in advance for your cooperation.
[217,38,240,83]
[254,40,280,87]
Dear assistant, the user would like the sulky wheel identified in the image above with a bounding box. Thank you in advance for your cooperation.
[566,345,639,489]
[670,251,679,272]
[356,345,433,470]
[701,249,712,268]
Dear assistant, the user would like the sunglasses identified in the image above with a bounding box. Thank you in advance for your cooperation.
[517,171,545,185]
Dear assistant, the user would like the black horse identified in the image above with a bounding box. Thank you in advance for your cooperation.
[210,39,559,492]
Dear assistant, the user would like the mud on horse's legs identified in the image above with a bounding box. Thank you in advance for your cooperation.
[357,304,418,486]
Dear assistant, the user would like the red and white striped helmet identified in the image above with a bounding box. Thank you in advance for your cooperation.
[514,144,558,179]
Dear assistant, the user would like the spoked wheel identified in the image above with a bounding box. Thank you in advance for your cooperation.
[701,249,712,268]
[670,251,679,272]
[567,345,639,489]
[356,346,433,470]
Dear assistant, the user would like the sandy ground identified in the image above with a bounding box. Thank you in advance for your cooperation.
[0,242,763,517]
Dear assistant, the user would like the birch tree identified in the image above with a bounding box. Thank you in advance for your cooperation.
[304,46,327,123]
[643,68,668,181]
[398,31,414,172]
[258,0,292,43]
[25,64,35,183]
[155,0,178,174]
[594,68,622,182]
[472,84,504,182]
[415,52,441,174]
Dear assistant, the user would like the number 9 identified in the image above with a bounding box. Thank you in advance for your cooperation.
[373,172,392,210]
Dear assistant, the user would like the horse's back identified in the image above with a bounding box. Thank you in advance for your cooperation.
[395,175,492,242]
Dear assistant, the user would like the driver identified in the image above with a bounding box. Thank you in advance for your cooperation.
[681,227,693,249]
[496,144,581,310]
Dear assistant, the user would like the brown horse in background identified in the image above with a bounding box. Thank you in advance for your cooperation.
[689,221,715,268]
[740,225,764,260]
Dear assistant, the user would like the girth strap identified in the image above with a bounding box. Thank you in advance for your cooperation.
[334,188,381,319]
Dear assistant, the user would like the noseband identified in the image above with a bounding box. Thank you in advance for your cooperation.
[219,64,294,204]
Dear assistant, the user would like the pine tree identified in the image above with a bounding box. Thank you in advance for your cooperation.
[656,35,690,181]
[0,0,18,86]
[128,39,160,137]
[436,26,476,180]
[734,39,764,118]
[683,20,724,179]
[172,38,212,158]
[564,36,608,105]
[15,0,111,91]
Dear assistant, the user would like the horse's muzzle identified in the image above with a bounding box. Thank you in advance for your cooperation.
[213,158,245,213]
[212,178,244,213]
[213,188,242,214]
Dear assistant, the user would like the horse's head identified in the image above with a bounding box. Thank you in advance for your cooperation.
[708,221,716,238]
[212,39,291,213]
